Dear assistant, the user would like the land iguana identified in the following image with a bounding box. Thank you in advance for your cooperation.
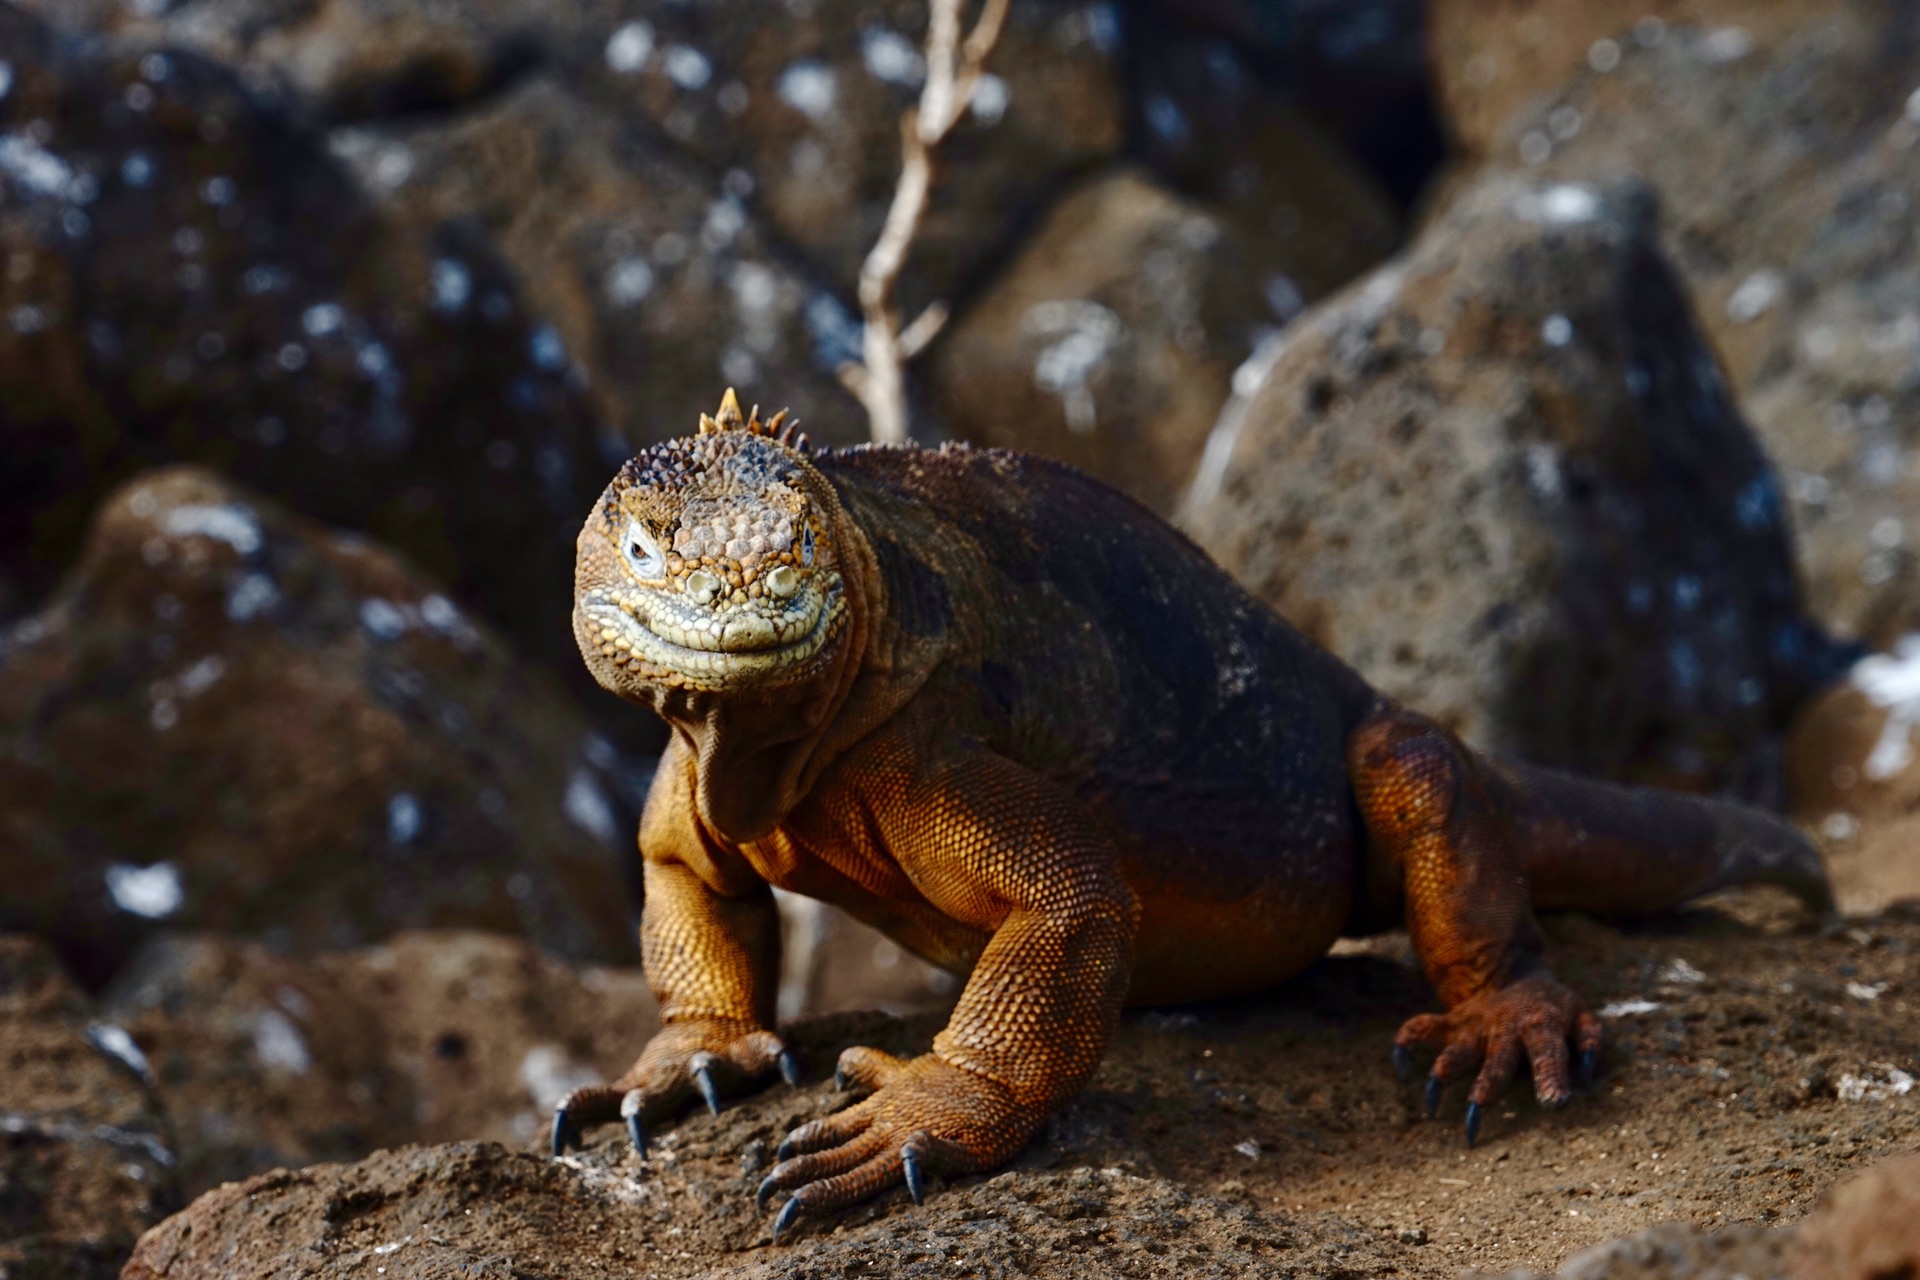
[552,391,1830,1238]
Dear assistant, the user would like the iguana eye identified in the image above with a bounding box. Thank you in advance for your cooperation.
[800,524,815,566]
[622,519,666,580]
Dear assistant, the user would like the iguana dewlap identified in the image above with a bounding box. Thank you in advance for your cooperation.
[551,392,1830,1238]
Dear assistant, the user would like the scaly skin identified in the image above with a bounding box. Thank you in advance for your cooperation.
[553,391,1832,1238]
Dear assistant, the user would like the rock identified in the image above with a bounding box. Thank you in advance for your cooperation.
[1464,1221,1791,1280]
[1127,10,1414,231]
[0,935,180,1280]
[17,0,1125,317]
[0,467,638,987]
[771,893,958,1024]
[18,0,578,120]
[933,167,1390,514]
[586,0,1125,314]
[1784,639,1920,914]
[1427,0,1829,160]
[1794,1150,1920,1280]
[97,930,658,1195]
[116,905,1920,1278]
[1436,0,1920,644]
[1133,0,1439,207]
[351,76,863,454]
[1179,174,1854,791]
[120,1142,1399,1279]
[0,8,629,728]
[1476,1150,1920,1280]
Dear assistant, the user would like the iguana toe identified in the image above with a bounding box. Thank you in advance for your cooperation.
[759,1050,1036,1233]
[1394,970,1603,1143]
[547,1021,793,1156]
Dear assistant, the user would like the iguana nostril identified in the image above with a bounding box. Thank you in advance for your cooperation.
[686,570,721,605]
[766,565,799,598]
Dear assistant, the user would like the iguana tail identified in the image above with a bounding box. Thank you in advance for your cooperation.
[1488,757,1833,916]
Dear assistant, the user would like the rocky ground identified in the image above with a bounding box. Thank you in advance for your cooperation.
[91,892,1920,1278]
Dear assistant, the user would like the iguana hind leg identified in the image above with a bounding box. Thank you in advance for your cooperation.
[1348,707,1603,1145]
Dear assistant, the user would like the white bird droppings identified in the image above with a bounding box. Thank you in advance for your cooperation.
[252,1008,312,1074]
[105,862,184,919]
[605,22,655,74]
[778,61,836,120]
[1513,184,1601,225]
[1850,636,1920,780]
[160,503,263,554]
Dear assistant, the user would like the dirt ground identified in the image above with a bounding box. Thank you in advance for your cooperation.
[123,889,1919,1278]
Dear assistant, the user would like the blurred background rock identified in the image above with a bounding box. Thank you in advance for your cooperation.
[4,1,1920,1270]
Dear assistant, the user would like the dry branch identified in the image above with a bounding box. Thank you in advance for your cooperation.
[840,0,1011,445]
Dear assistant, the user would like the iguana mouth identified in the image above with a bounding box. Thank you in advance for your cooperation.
[579,576,845,680]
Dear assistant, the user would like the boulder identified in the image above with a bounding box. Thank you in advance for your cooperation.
[1794,1150,1920,1280]
[0,467,638,986]
[1431,0,1920,643]
[1784,639,1920,914]
[1131,0,1438,207]
[119,1143,1401,1279]
[1126,14,1410,238]
[0,935,180,1280]
[15,0,1126,319]
[1427,0,1836,160]
[350,76,863,454]
[1180,174,1854,791]
[98,930,658,1195]
[933,166,1391,514]
[584,0,1125,314]
[17,0,584,119]
[1478,1150,1920,1280]
[771,892,957,1024]
[0,7,628,726]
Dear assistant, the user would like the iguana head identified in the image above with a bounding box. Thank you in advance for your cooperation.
[574,390,854,700]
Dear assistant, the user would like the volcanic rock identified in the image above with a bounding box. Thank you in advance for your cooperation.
[933,167,1392,514]
[97,930,658,1195]
[0,935,179,1280]
[1433,0,1920,642]
[0,467,638,986]
[1180,174,1854,791]
[0,6,625,718]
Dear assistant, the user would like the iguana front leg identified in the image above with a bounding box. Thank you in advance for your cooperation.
[755,738,1138,1237]
[1349,707,1603,1146]
[552,742,796,1156]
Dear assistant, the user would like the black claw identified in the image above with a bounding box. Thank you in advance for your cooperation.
[1464,1101,1482,1148]
[550,1109,574,1157]
[1579,1048,1599,1090]
[771,1196,802,1243]
[694,1064,722,1116]
[776,1132,798,1162]
[834,1066,851,1091]
[779,1048,803,1087]
[1391,1045,1414,1081]
[903,1149,925,1206]
[1424,1076,1442,1118]
[625,1113,647,1159]
[757,1173,781,1212]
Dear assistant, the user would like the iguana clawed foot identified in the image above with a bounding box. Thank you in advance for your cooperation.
[1392,970,1604,1146]
[756,1046,1037,1240]
[550,1019,800,1158]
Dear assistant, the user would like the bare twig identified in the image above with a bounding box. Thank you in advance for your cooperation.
[839,0,1010,445]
